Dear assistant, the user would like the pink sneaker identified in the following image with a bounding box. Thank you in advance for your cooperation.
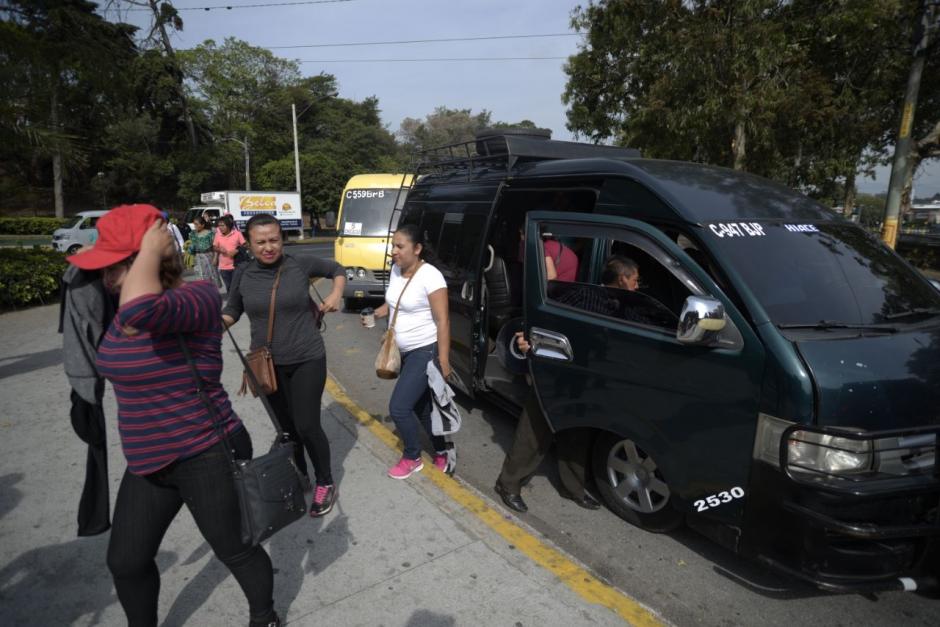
[432,454,448,472]
[388,457,423,479]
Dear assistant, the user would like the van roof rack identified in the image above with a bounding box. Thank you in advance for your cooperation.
[413,128,641,178]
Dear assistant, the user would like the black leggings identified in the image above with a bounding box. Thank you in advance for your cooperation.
[268,355,332,485]
[107,428,275,627]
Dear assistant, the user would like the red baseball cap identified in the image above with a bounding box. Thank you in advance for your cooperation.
[67,204,163,270]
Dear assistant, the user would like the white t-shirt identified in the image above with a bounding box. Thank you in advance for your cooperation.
[386,262,447,352]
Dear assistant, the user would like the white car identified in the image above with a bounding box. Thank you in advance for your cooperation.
[51,210,108,255]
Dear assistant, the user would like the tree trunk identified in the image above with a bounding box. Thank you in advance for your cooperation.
[148,0,197,150]
[732,119,746,170]
[51,88,64,218]
[842,171,856,218]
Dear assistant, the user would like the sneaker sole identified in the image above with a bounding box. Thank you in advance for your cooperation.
[387,461,424,479]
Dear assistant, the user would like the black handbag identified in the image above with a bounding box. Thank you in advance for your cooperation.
[179,335,306,546]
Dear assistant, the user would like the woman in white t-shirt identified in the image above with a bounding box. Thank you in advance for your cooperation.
[369,224,454,479]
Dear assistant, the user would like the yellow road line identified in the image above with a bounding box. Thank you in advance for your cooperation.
[325,375,665,626]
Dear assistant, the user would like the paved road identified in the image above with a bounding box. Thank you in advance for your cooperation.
[302,241,940,627]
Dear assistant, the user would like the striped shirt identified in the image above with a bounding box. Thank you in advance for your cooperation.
[96,280,242,476]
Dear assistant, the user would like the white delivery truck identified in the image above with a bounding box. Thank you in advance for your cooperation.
[199,190,304,237]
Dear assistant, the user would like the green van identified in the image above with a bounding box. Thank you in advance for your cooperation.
[394,129,940,593]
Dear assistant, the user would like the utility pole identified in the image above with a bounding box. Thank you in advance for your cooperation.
[243,135,251,191]
[292,104,301,195]
[881,0,939,248]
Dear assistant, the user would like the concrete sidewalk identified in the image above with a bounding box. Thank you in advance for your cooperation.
[0,303,642,626]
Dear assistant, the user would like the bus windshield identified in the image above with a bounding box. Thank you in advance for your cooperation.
[340,188,404,237]
[703,221,940,327]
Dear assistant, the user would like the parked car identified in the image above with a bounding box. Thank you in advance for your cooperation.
[52,210,108,255]
[183,206,221,232]
[394,128,940,593]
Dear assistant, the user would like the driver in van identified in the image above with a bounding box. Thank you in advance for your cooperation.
[494,255,640,513]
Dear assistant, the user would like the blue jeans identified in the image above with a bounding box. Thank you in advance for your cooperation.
[389,342,448,460]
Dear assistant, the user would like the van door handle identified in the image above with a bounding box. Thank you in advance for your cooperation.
[529,327,574,362]
[460,281,474,301]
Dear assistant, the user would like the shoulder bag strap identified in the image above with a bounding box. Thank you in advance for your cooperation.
[178,336,240,470]
[225,325,287,436]
[389,261,421,330]
[264,265,283,347]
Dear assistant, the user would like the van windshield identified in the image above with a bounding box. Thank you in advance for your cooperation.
[340,188,403,236]
[703,221,940,326]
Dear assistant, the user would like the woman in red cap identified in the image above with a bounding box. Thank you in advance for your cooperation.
[68,204,279,627]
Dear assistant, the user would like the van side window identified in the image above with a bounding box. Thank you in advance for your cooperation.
[437,209,487,276]
[81,217,98,230]
[417,211,444,251]
[543,233,693,333]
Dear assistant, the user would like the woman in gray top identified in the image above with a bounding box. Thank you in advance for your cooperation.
[223,213,346,517]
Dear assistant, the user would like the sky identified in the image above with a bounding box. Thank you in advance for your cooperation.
[105,0,939,198]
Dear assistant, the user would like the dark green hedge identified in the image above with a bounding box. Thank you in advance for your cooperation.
[0,217,72,235]
[0,248,68,308]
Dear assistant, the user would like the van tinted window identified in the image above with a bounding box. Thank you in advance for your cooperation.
[704,221,940,326]
[437,210,487,275]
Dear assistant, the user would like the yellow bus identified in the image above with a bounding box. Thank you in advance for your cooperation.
[334,173,412,309]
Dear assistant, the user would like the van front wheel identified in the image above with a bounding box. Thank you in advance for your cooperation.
[66,244,82,256]
[592,433,682,532]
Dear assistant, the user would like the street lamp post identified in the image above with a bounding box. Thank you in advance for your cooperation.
[291,91,337,229]
[222,136,251,191]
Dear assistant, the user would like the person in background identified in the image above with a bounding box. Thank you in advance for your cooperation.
[67,204,279,627]
[162,211,185,255]
[189,216,222,289]
[59,261,117,537]
[213,214,246,292]
[494,256,641,513]
[222,213,346,517]
[367,223,455,479]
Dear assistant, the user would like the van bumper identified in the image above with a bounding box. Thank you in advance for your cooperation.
[742,425,940,593]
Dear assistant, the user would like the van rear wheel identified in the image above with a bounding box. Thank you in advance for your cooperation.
[592,432,682,532]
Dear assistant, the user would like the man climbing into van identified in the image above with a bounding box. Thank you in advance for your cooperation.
[494,255,641,513]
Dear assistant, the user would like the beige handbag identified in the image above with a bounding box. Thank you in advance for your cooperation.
[375,263,421,379]
[240,266,283,396]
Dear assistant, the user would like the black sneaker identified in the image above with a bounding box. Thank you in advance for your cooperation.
[309,484,336,517]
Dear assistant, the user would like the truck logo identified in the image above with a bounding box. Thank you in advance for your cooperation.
[239,195,276,211]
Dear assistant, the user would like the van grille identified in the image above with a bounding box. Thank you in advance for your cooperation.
[374,270,389,283]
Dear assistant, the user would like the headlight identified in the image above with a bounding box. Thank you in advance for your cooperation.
[787,431,873,475]
[356,268,367,279]
[754,413,873,476]
[344,268,355,280]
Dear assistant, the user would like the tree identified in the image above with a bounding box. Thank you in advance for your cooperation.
[564,1,808,172]
[0,0,138,215]
[398,107,494,154]
[562,0,938,204]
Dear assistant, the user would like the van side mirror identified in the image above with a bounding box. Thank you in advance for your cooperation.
[677,296,726,345]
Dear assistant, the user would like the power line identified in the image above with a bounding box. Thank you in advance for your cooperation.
[296,57,568,63]
[268,33,581,49]
[126,0,354,11]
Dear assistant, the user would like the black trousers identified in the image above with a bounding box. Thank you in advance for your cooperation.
[497,389,592,496]
[70,388,111,536]
[267,355,333,485]
[106,428,276,627]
